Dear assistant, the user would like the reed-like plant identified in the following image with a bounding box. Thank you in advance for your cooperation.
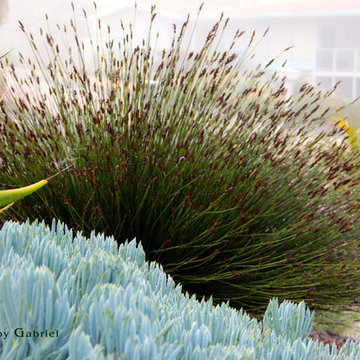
[1,3,360,316]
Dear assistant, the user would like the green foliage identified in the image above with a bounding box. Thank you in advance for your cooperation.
[0,219,360,359]
[1,3,360,316]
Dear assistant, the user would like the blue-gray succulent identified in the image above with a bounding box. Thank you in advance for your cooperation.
[0,220,358,359]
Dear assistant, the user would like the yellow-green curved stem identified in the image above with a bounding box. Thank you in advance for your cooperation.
[0,179,48,210]
[0,164,73,213]
[0,202,15,213]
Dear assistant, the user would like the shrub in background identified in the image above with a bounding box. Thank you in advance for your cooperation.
[331,105,360,153]
[0,219,360,359]
[1,3,360,316]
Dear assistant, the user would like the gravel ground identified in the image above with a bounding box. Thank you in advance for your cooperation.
[310,327,360,352]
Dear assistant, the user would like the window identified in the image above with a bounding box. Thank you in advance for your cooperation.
[335,50,354,71]
[356,50,360,71]
[316,49,333,70]
[316,76,333,91]
[319,26,336,48]
[356,78,360,98]
[335,77,353,98]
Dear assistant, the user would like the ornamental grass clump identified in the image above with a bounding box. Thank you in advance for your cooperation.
[1,3,360,316]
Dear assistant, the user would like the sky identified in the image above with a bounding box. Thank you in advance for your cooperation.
[97,0,300,12]
[85,0,315,17]
[0,0,327,25]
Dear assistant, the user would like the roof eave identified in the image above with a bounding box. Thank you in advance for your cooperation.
[203,10,360,20]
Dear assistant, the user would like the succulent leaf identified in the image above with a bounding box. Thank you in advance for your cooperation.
[0,220,358,359]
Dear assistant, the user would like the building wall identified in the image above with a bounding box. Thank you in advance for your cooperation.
[196,14,360,100]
